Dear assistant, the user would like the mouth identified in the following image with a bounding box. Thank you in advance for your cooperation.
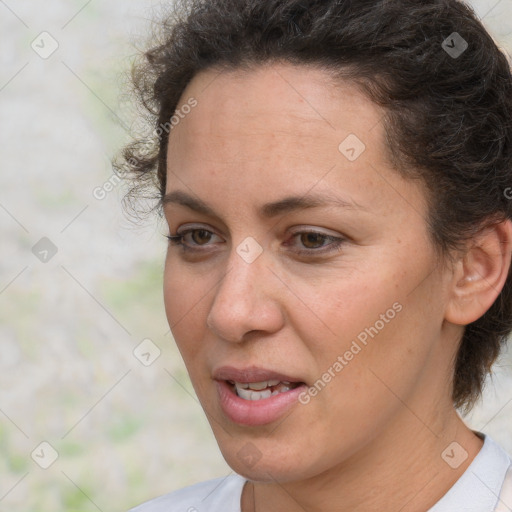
[227,379,303,400]
[213,366,308,426]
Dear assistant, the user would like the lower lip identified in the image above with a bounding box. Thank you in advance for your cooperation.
[215,380,307,426]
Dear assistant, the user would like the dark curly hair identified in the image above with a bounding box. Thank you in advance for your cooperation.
[115,0,512,413]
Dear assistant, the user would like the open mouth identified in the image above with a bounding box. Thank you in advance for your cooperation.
[227,379,303,401]
[214,369,308,425]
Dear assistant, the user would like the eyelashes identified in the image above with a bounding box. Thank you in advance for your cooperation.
[164,228,345,257]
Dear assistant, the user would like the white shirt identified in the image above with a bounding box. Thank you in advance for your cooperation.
[129,433,512,512]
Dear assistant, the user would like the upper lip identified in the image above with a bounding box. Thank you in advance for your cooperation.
[213,365,305,384]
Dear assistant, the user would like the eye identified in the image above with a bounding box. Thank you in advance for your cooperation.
[285,229,345,256]
[299,232,331,249]
[165,227,345,257]
[165,228,222,250]
[183,229,214,245]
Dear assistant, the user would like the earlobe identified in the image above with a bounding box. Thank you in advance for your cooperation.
[445,220,512,326]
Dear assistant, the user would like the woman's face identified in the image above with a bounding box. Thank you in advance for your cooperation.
[163,63,458,482]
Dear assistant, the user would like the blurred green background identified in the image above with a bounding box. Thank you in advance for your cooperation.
[1,1,511,511]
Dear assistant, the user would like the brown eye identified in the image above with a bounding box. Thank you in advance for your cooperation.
[300,232,329,249]
[191,230,213,245]
[167,228,220,251]
[284,230,345,257]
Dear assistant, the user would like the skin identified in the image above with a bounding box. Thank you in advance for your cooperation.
[162,62,512,512]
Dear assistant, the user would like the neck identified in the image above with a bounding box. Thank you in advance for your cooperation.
[242,408,483,512]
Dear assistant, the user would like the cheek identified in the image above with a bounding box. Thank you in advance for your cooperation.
[163,262,209,359]
[311,289,439,423]
[290,258,438,394]
[288,268,400,355]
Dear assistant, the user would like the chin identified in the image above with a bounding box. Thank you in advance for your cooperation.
[214,433,323,483]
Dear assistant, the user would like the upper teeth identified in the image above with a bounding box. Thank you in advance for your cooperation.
[235,380,282,390]
[233,380,294,400]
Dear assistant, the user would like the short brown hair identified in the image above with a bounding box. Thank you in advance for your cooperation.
[116,0,512,413]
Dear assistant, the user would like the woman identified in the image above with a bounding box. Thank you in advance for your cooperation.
[119,0,512,510]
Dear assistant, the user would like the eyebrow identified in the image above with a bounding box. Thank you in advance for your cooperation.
[161,190,367,219]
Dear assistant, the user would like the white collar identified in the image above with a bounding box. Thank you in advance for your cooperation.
[428,432,512,511]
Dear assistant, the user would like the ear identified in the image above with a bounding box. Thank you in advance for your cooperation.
[445,219,512,326]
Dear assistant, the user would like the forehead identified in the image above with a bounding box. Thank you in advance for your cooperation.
[167,63,385,175]
[171,62,381,142]
[165,62,427,223]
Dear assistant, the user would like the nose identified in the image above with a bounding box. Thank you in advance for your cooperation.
[206,250,285,343]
